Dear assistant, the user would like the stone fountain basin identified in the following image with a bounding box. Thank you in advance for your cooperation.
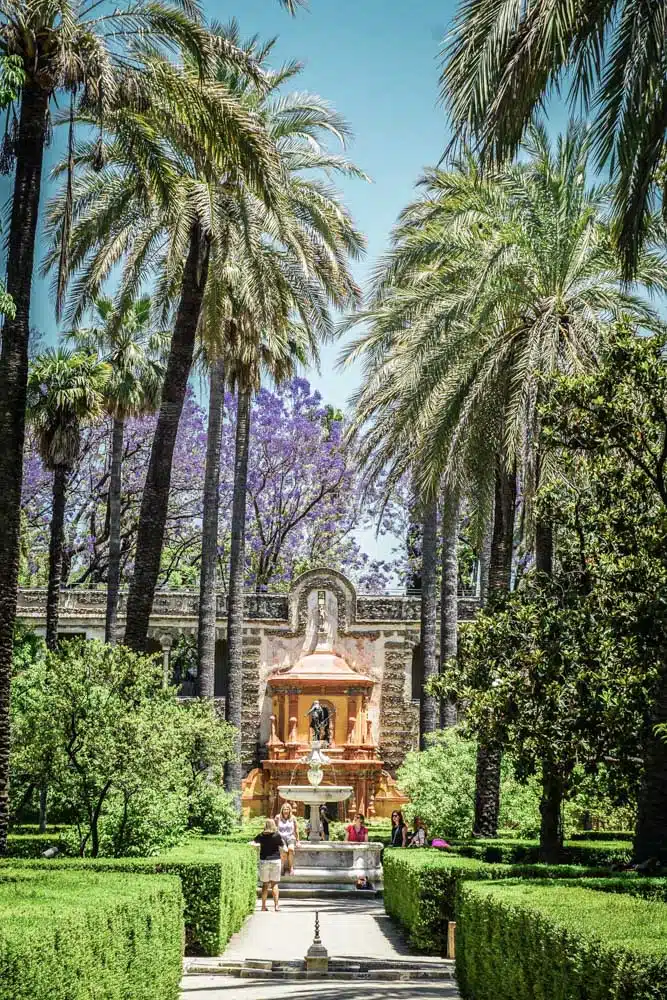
[277,785,352,804]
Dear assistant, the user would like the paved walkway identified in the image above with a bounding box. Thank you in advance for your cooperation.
[181,898,460,999]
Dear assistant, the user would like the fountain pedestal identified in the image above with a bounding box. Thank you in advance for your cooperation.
[291,841,383,886]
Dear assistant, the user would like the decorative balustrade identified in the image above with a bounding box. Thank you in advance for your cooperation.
[17,587,479,624]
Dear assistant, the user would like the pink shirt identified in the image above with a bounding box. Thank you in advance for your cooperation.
[346,824,368,842]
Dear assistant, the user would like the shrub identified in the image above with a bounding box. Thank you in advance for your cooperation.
[457,881,667,1000]
[0,867,183,1000]
[188,783,237,835]
[568,829,633,842]
[450,836,632,867]
[0,838,257,956]
[396,728,542,839]
[383,849,619,954]
[6,833,69,858]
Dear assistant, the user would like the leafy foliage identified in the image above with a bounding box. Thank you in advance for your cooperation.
[10,638,235,855]
[396,728,542,839]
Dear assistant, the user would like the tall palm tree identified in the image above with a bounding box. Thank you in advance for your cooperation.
[65,296,168,642]
[440,488,459,728]
[0,0,211,860]
[343,122,667,843]
[190,38,366,791]
[44,49,282,653]
[26,348,110,649]
[419,497,439,746]
[441,0,667,278]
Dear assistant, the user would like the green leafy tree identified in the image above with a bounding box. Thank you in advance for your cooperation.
[441,0,667,277]
[541,326,667,861]
[397,727,542,840]
[13,638,236,856]
[27,349,110,650]
[65,296,169,642]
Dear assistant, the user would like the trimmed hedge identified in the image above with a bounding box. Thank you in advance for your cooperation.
[568,829,633,842]
[561,874,667,904]
[0,838,257,956]
[457,880,667,1000]
[6,832,69,858]
[383,849,621,954]
[450,836,632,867]
[0,867,183,1000]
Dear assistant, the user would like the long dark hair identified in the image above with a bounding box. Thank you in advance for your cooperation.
[391,810,404,828]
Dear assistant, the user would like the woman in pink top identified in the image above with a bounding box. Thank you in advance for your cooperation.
[346,813,369,843]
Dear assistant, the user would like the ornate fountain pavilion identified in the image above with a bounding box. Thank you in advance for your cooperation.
[17,569,479,820]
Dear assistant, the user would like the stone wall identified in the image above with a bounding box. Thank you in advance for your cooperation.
[17,572,479,777]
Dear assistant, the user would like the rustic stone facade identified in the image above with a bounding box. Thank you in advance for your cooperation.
[17,569,478,778]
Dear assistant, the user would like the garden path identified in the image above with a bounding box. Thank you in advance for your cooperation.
[181,898,460,999]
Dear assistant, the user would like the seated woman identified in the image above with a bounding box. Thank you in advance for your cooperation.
[407,815,428,847]
[275,802,299,875]
[251,818,283,912]
[346,813,369,843]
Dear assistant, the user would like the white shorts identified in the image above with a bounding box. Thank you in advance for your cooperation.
[259,859,282,884]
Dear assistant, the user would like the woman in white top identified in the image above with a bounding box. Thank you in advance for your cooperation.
[407,816,428,847]
[275,802,299,875]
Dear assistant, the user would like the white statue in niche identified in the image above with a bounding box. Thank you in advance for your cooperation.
[305,589,336,651]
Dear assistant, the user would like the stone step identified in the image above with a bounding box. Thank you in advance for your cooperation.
[278,868,383,884]
[269,884,383,898]
[185,957,455,981]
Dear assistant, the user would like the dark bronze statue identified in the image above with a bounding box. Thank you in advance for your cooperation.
[305,700,329,742]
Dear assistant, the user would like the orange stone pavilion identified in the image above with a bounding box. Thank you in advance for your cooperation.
[241,646,408,820]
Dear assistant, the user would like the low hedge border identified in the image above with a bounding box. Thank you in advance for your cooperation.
[456,880,667,1000]
[0,838,257,956]
[6,833,70,858]
[450,837,632,867]
[383,849,623,955]
[0,866,183,1000]
[559,874,667,904]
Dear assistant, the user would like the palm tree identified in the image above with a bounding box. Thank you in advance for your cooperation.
[441,0,667,278]
[65,296,168,642]
[342,122,667,847]
[440,488,459,728]
[419,497,439,746]
[44,48,283,653]
[27,348,110,649]
[0,0,211,860]
[197,354,226,699]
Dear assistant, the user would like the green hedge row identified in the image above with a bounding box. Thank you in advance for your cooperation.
[568,830,633,842]
[457,880,667,1000]
[382,849,619,954]
[561,874,667,904]
[6,833,70,858]
[0,838,257,956]
[0,867,183,1000]
[450,836,632,867]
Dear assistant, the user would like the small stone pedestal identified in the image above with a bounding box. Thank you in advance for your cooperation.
[305,911,328,976]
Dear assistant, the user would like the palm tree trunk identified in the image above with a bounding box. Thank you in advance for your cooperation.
[105,416,124,643]
[534,517,554,576]
[474,461,517,837]
[198,358,225,699]
[124,223,210,651]
[479,513,493,605]
[539,762,564,862]
[635,665,667,862]
[0,82,50,856]
[225,387,251,803]
[419,497,439,747]
[440,489,459,727]
[46,467,68,651]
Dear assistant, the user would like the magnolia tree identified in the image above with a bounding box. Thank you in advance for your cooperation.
[21,378,401,593]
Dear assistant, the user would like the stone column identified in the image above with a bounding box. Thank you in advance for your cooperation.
[159,634,173,688]
[347,694,357,744]
[283,692,290,743]
[288,691,299,744]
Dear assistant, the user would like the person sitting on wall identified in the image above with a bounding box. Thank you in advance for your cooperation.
[251,818,283,912]
[275,802,299,875]
[346,813,369,843]
[407,816,428,847]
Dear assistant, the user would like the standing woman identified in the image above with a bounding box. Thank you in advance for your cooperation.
[390,810,407,847]
[252,819,283,912]
[275,802,299,875]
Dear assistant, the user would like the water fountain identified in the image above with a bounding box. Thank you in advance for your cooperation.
[277,741,383,888]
